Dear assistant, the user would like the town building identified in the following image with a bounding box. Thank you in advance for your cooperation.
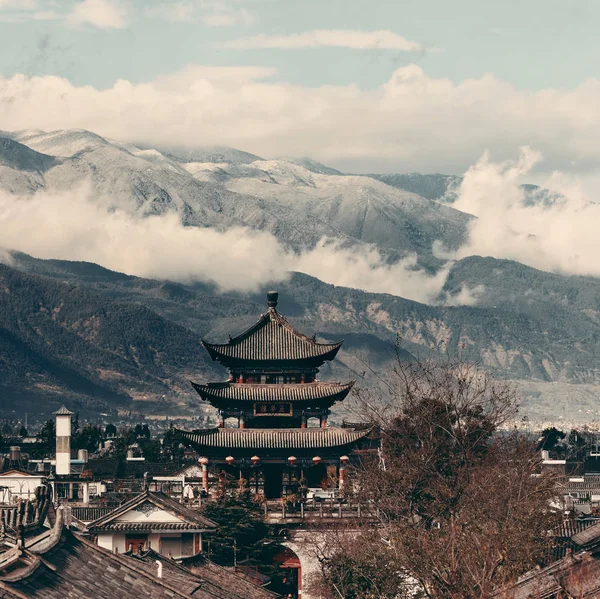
[0,470,46,502]
[0,505,276,599]
[87,490,217,558]
[177,291,370,500]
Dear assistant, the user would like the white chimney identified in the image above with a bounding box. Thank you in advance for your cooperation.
[54,406,74,476]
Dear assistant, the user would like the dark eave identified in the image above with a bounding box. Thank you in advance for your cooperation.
[176,427,369,451]
[191,381,355,404]
[89,522,210,532]
[201,309,343,365]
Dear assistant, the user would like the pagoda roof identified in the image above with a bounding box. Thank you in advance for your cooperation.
[176,427,369,451]
[202,307,342,365]
[191,381,355,403]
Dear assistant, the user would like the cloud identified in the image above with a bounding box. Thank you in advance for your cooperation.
[145,2,196,23]
[0,0,36,8]
[219,29,437,51]
[0,247,13,265]
[449,148,600,279]
[0,184,468,304]
[66,0,128,29]
[442,284,486,307]
[0,0,40,21]
[146,0,255,27]
[5,64,600,175]
[295,240,453,303]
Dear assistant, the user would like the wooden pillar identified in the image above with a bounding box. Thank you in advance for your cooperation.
[339,456,349,497]
[239,413,245,429]
[320,416,327,428]
[200,458,209,493]
[301,414,307,429]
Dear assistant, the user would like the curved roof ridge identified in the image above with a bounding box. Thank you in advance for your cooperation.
[202,309,341,349]
[176,426,370,450]
[191,380,355,404]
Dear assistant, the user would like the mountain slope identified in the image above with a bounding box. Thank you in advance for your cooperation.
[187,158,471,256]
[9,252,600,424]
[0,137,57,194]
[0,262,219,417]
[2,129,472,262]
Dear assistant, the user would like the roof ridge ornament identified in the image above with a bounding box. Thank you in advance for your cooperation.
[267,290,278,309]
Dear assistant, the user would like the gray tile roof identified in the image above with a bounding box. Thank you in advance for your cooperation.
[177,427,369,450]
[94,522,208,532]
[572,521,600,547]
[53,405,74,415]
[202,309,342,364]
[0,518,256,598]
[88,491,217,533]
[131,549,277,599]
[191,381,354,403]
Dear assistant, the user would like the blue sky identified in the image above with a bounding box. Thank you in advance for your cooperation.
[0,0,599,178]
[1,0,598,91]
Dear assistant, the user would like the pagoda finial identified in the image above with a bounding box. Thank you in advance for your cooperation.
[267,291,278,309]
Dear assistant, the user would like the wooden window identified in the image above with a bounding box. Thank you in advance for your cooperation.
[125,534,148,553]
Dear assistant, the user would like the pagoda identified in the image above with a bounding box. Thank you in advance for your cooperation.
[177,291,369,499]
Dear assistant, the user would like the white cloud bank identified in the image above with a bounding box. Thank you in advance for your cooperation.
[0,185,467,304]
[66,0,128,29]
[0,0,129,28]
[450,147,600,279]
[3,65,600,174]
[146,0,255,27]
[219,29,437,51]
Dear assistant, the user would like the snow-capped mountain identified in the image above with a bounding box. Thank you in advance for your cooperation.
[0,129,471,260]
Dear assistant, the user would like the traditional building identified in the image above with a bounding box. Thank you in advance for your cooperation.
[177,291,370,499]
[87,490,217,558]
[0,505,276,599]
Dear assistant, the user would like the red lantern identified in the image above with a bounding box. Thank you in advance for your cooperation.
[225,456,234,465]
[288,456,297,465]
[340,455,349,465]
[251,455,260,465]
[312,456,322,465]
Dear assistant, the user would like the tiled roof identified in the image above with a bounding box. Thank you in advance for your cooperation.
[572,521,600,548]
[130,549,276,599]
[53,405,74,415]
[0,510,240,599]
[88,491,217,533]
[192,381,354,403]
[95,522,207,532]
[0,485,52,539]
[202,309,342,364]
[119,461,182,478]
[177,427,369,450]
[87,457,120,478]
[496,552,600,598]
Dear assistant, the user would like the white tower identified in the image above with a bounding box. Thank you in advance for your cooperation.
[54,406,74,476]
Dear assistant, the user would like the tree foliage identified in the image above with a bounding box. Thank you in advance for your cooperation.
[200,492,269,566]
[319,351,560,599]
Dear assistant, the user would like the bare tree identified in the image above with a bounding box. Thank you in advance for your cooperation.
[320,349,561,599]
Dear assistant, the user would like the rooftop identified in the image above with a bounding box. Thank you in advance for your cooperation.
[0,507,272,599]
[202,292,342,365]
[87,490,217,533]
[191,380,354,404]
[177,426,370,451]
